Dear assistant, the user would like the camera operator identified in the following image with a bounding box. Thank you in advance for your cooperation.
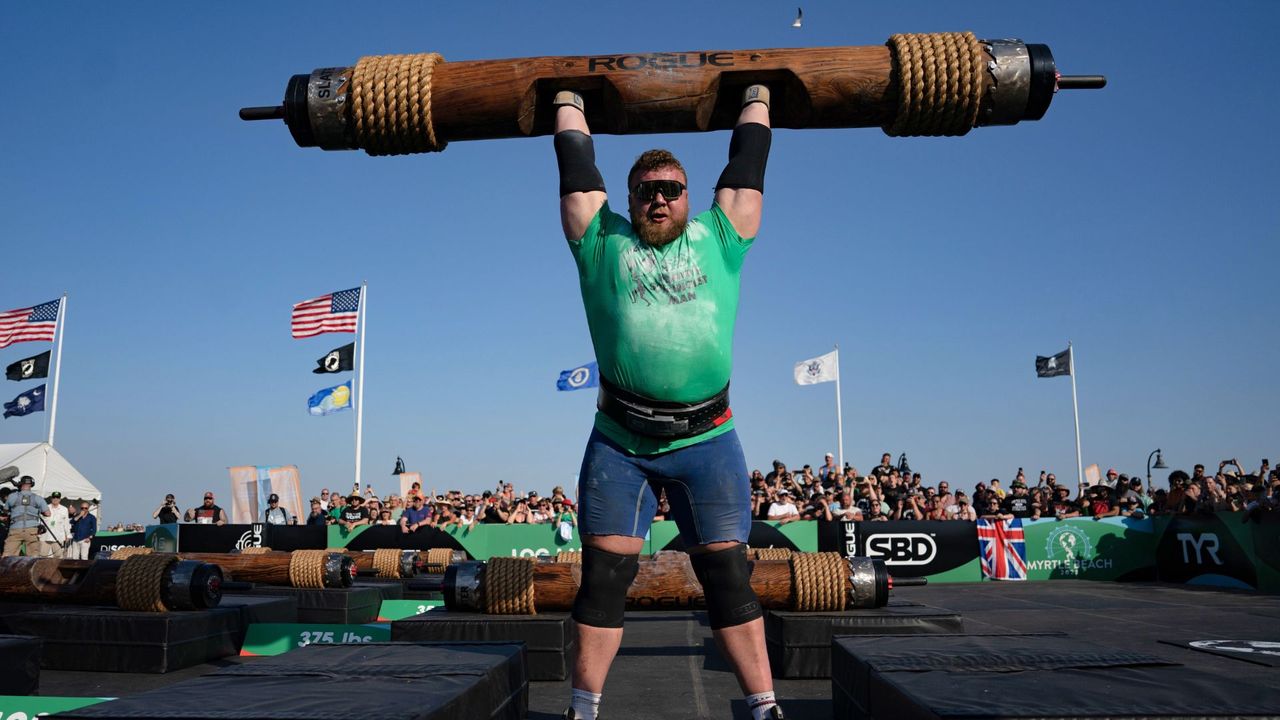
[152,494,181,524]
[3,476,50,557]
[67,501,97,560]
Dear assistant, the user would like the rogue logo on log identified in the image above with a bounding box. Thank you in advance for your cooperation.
[865,533,938,565]
[588,52,734,72]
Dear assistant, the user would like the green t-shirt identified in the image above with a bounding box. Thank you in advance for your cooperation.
[568,201,753,455]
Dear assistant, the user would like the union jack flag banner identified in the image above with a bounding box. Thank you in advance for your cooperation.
[977,518,1027,580]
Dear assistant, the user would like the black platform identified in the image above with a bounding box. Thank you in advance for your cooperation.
[765,601,963,678]
[0,633,41,694]
[55,642,528,719]
[391,610,574,681]
[19,581,1280,719]
[832,633,1280,719]
[353,578,405,600]
[244,585,381,624]
[0,606,240,673]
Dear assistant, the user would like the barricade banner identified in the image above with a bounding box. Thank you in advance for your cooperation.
[821,520,981,582]
[161,523,267,553]
[1020,516,1158,581]
[263,524,326,551]
[1248,510,1280,593]
[651,520,817,553]
[1155,511,1258,589]
[342,524,468,553]
[90,530,145,557]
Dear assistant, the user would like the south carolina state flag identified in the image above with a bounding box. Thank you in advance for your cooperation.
[977,518,1027,580]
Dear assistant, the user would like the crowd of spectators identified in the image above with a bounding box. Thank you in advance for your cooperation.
[746,453,1280,524]
[299,481,579,535]
[133,454,1279,532]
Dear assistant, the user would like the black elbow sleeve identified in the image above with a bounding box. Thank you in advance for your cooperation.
[554,130,606,197]
[715,122,771,192]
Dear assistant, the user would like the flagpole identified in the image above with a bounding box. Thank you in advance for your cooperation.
[1069,342,1083,491]
[353,283,368,494]
[47,293,67,447]
[834,344,844,472]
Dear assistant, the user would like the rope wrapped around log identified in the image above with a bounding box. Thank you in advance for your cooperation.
[554,550,581,564]
[484,556,536,615]
[111,546,153,560]
[748,547,793,562]
[373,548,403,579]
[115,552,178,612]
[884,31,986,137]
[239,546,272,555]
[288,549,330,589]
[423,547,455,574]
[791,552,848,611]
[352,52,446,156]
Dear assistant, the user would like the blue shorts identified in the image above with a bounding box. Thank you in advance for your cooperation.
[575,427,751,546]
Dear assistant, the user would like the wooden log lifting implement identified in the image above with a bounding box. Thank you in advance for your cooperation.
[0,556,223,611]
[240,34,1104,154]
[343,548,468,577]
[176,551,354,588]
[432,552,924,614]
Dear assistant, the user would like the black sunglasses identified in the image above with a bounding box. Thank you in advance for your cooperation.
[632,179,685,202]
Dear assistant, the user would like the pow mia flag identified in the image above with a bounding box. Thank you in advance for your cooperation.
[5,350,50,381]
[1035,348,1072,378]
[313,343,355,374]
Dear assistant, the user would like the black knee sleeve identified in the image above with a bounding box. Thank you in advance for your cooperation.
[689,544,763,629]
[715,122,771,192]
[554,130,606,197]
[572,546,640,628]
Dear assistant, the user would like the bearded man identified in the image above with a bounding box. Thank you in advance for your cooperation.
[552,83,777,720]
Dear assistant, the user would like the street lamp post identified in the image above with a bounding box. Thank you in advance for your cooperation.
[1147,448,1167,490]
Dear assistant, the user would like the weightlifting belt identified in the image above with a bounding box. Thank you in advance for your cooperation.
[597,374,732,440]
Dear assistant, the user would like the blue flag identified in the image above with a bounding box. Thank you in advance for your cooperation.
[3,383,46,418]
[308,381,353,416]
[557,361,599,392]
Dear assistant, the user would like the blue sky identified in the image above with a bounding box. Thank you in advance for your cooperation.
[3,2,1276,521]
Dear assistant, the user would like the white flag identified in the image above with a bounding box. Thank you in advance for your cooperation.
[794,350,839,385]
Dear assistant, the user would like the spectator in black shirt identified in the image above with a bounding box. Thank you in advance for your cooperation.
[1050,486,1081,519]
[870,453,894,480]
[1001,480,1040,520]
[338,495,370,532]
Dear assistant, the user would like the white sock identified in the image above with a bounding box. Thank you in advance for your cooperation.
[570,688,602,720]
[747,690,778,720]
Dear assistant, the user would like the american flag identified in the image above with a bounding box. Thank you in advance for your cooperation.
[977,518,1027,581]
[0,299,60,350]
[291,288,360,339]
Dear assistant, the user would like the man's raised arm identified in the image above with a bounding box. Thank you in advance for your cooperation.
[714,85,772,239]
[553,91,607,241]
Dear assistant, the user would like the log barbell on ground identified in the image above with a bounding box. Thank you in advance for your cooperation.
[0,555,223,612]
[106,548,354,589]
[427,551,924,614]
[240,33,1104,155]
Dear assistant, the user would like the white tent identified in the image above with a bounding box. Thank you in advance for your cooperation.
[0,442,101,501]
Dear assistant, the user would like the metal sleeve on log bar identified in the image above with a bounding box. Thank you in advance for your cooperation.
[241,34,1104,154]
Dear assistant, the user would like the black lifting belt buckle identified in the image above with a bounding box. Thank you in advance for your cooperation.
[622,407,689,438]
[597,376,730,440]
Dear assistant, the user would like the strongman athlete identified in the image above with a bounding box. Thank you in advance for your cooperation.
[553,84,778,720]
